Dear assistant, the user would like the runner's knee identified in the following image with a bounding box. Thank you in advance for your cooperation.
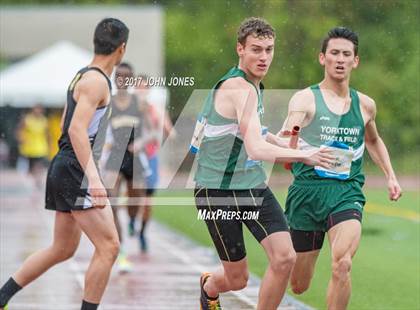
[51,245,77,262]
[290,276,311,295]
[332,255,352,282]
[291,284,309,295]
[97,237,120,264]
[270,250,296,274]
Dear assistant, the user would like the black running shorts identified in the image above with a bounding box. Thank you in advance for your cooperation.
[194,184,289,262]
[105,150,146,181]
[45,154,95,212]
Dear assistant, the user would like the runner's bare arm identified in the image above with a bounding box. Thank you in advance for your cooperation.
[361,93,402,201]
[267,90,311,148]
[278,89,314,137]
[227,78,333,166]
[68,72,108,190]
[266,132,289,148]
[129,103,160,153]
[162,108,176,139]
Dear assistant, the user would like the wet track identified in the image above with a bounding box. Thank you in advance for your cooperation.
[0,170,311,310]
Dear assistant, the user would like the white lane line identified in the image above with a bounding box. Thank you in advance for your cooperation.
[155,226,258,308]
[3,303,177,309]
[154,221,314,310]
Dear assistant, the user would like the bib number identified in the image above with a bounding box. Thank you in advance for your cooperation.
[314,141,353,180]
[189,115,207,154]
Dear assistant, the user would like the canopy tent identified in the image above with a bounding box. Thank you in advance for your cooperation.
[0,41,92,107]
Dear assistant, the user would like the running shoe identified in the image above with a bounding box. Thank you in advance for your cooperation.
[139,232,148,252]
[117,253,132,273]
[128,219,135,237]
[200,272,222,310]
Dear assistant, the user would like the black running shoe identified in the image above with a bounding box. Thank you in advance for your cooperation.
[200,272,222,310]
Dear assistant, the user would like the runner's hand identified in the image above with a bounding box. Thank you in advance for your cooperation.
[88,179,109,209]
[387,178,402,201]
[127,142,134,153]
[168,129,177,140]
[301,148,335,169]
[127,141,143,153]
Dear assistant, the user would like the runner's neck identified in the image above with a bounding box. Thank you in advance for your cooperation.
[237,64,262,88]
[89,56,115,77]
[319,77,350,98]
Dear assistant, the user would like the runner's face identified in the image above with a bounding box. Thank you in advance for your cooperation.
[115,67,133,90]
[237,35,274,79]
[33,105,44,116]
[320,38,359,81]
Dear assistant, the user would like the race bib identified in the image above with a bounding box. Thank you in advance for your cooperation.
[314,141,353,180]
[245,126,268,168]
[189,115,207,154]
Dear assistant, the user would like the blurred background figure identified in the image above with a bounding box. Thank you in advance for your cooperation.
[0,137,10,169]
[103,63,154,272]
[15,104,49,188]
[134,75,176,252]
[47,108,63,160]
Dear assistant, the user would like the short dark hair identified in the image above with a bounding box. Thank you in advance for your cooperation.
[94,18,129,55]
[321,27,359,55]
[237,17,275,45]
[117,62,134,73]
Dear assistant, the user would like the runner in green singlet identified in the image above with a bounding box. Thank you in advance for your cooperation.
[194,17,335,310]
[282,27,402,310]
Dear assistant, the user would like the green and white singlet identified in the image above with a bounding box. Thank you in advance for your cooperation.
[292,84,366,184]
[194,66,266,189]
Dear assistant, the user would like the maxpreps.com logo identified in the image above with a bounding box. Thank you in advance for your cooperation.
[320,116,330,121]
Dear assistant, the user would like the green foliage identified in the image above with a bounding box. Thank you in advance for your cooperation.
[164,0,420,158]
[1,0,418,157]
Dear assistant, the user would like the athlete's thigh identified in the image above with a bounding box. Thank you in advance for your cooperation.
[71,206,118,247]
[243,186,289,244]
[327,219,361,259]
[194,187,245,262]
[260,231,294,261]
[205,211,244,263]
[53,211,82,250]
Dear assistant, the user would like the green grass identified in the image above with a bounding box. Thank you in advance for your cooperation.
[362,153,420,176]
[152,188,420,310]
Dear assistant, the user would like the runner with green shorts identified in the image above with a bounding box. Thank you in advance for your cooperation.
[193,18,335,310]
[282,27,402,310]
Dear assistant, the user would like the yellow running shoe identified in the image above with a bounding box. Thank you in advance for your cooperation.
[117,253,132,273]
